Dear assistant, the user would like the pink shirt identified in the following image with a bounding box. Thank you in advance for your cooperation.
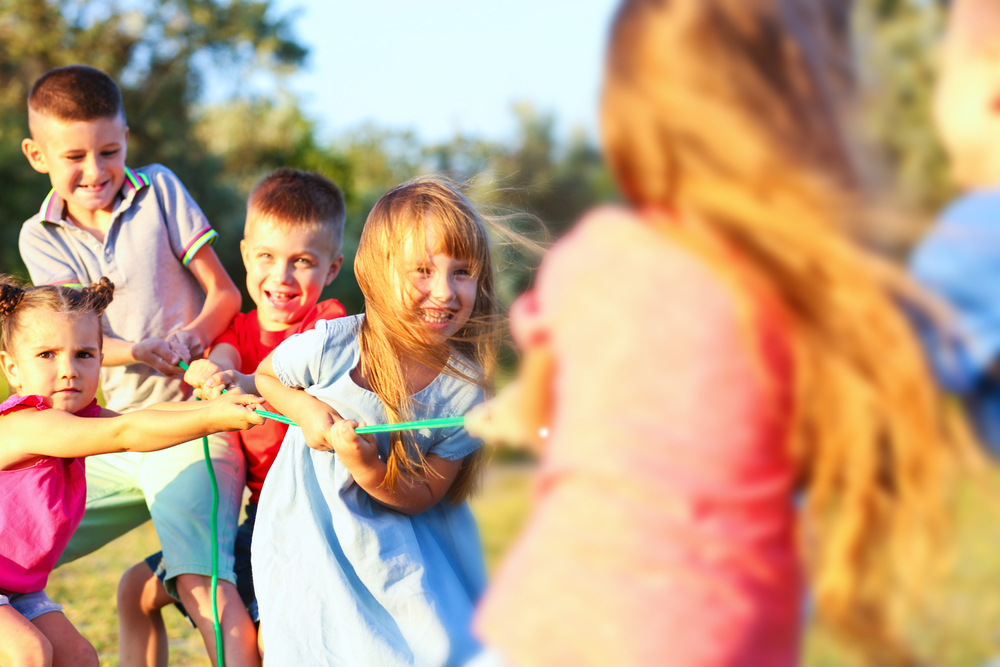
[0,394,97,594]
[474,208,800,666]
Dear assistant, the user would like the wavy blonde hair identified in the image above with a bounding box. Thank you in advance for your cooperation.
[354,178,501,503]
[603,0,966,663]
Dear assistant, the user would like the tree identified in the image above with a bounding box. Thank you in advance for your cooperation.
[0,0,306,276]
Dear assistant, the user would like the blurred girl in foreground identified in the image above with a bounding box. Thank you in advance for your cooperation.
[466,0,965,665]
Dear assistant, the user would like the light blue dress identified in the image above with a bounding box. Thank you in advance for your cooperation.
[252,315,487,666]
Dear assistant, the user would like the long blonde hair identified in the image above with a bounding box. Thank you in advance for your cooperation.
[603,0,964,662]
[354,178,501,502]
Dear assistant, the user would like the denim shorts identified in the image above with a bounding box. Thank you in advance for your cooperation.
[0,590,63,621]
[145,502,258,624]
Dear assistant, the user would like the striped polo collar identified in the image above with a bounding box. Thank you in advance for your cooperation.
[38,166,151,224]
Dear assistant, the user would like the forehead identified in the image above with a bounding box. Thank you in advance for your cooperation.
[18,310,101,348]
[244,216,335,256]
[30,111,127,149]
[397,219,476,262]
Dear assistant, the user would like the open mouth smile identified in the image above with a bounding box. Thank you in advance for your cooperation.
[420,308,456,328]
[265,290,300,309]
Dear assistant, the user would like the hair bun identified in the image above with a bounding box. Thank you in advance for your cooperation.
[0,282,26,318]
[82,277,115,313]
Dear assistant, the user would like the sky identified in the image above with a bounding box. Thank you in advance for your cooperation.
[269,0,620,144]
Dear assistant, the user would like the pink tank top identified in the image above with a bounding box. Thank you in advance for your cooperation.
[0,394,97,594]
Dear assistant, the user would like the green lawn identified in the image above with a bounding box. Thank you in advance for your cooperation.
[7,373,1000,665]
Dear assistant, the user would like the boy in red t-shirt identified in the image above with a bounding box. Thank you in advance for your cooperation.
[117,168,347,664]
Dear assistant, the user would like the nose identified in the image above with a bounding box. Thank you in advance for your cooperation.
[430,272,456,303]
[82,154,103,181]
[60,355,79,380]
[270,259,294,285]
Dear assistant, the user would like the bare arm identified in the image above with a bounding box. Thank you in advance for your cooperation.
[167,246,242,361]
[324,419,462,514]
[0,392,265,469]
[256,353,343,449]
[100,335,185,377]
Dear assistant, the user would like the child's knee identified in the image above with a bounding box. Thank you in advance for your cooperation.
[118,561,166,614]
[59,634,98,667]
[4,635,52,667]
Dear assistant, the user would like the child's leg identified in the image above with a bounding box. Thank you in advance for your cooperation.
[32,611,99,667]
[139,433,257,666]
[117,561,175,667]
[175,575,259,667]
[0,603,51,667]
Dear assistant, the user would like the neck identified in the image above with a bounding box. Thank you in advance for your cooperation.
[65,203,115,243]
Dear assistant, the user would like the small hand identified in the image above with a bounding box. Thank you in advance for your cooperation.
[328,420,380,471]
[299,404,343,452]
[208,391,266,431]
[197,370,251,400]
[167,329,204,364]
[132,338,184,377]
[184,359,222,392]
[464,380,546,451]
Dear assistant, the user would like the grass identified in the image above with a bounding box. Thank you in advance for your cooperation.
[8,375,1000,665]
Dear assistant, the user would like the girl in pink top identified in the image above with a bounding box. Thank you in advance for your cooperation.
[0,277,265,667]
[466,1,964,666]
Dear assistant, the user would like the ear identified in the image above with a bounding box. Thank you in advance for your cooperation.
[0,349,20,391]
[240,238,250,270]
[324,253,344,286]
[21,137,50,174]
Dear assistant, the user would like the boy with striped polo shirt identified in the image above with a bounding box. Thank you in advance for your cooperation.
[17,65,259,664]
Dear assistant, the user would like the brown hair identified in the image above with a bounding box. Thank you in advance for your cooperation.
[247,168,347,255]
[603,0,962,663]
[354,178,501,503]
[0,276,115,353]
[28,65,124,128]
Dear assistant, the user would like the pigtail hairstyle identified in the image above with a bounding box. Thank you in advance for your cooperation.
[354,178,502,503]
[602,0,966,664]
[0,282,26,319]
[0,275,114,353]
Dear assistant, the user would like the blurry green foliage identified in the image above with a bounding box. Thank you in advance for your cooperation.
[856,0,952,218]
[0,0,955,317]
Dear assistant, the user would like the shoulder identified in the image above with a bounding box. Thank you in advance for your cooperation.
[224,311,255,339]
[136,163,179,185]
[315,299,347,320]
[312,313,362,343]
[542,206,736,316]
[912,191,1000,280]
[19,212,54,245]
[0,395,48,416]
[276,314,362,359]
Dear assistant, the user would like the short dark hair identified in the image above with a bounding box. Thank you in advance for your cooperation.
[247,168,347,254]
[28,65,124,125]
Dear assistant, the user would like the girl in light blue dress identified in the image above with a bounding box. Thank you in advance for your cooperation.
[252,178,501,666]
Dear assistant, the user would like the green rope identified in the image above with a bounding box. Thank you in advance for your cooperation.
[252,409,466,434]
[177,360,225,667]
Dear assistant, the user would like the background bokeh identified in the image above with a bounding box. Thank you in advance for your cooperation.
[4,1,993,665]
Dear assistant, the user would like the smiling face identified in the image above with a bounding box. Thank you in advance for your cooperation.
[22,112,129,219]
[0,310,103,413]
[399,226,478,340]
[241,217,344,331]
